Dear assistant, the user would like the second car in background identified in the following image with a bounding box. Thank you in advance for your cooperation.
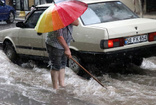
[0,0,15,24]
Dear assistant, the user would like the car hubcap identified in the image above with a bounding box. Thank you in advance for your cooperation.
[6,49,13,59]
[9,13,14,22]
[68,56,80,74]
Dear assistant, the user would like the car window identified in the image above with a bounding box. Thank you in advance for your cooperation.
[81,1,138,25]
[25,10,44,28]
[81,8,101,25]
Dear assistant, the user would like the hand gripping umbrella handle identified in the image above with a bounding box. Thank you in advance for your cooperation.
[70,57,106,88]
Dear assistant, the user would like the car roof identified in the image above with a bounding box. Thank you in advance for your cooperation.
[36,0,119,8]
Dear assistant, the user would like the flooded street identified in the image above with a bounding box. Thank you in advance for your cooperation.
[0,50,156,105]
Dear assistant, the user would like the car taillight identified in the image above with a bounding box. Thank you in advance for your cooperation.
[108,40,114,48]
[100,38,124,49]
[148,32,156,41]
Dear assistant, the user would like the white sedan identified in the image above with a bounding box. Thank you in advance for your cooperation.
[1,0,156,74]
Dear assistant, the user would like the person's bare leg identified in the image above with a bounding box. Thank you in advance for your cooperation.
[59,68,65,87]
[51,70,59,89]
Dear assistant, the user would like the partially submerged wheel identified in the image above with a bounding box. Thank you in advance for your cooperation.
[68,54,81,74]
[3,42,17,62]
[67,52,97,79]
[132,57,143,66]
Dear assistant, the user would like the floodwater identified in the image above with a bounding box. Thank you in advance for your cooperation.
[0,50,156,105]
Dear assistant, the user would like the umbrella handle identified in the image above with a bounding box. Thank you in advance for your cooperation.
[70,57,106,89]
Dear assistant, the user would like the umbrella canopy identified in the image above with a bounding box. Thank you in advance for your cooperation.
[35,0,88,33]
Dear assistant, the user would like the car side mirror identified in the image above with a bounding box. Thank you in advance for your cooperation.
[37,33,42,36]
[16,22,26,28]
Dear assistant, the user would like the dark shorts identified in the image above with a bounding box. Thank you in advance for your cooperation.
[46,44,67,71]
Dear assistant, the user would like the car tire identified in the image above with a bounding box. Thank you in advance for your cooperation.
[132,57,143,66]
[67,52,82,74]
[67,52,91,79]
[6,12,15,24]
[4,42,17,62]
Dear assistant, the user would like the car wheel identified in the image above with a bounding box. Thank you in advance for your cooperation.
[68,53,82,74]
[67,52,92,79]
[4,42,17,62]
[132,57,143,66]
[6,12,15,24]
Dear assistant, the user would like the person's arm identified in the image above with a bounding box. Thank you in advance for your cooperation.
[71,19,79,26]
[56,19,79,58]
[57,36,72,58]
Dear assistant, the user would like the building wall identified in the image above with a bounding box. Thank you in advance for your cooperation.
[4,0,142,12]
[120,0,140,13]
[6,0,152,14]
[5,0,13,6]
[5,0,48,10]
[120,0,156,13]
[29,0,34,8]
[146,0,156,12]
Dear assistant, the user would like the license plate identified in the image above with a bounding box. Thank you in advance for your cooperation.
[125,35,148,45]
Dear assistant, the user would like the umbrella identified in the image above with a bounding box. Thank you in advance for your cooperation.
[35,0,88,33]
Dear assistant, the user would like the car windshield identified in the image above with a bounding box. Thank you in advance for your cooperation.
[81,1,138,25]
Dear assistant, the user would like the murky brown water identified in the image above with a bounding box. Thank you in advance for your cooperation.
[0,50,156,105]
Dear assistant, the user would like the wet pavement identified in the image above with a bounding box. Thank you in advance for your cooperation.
[0,50,156,105]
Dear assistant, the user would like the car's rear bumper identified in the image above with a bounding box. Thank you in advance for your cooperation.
[79,44,156,64]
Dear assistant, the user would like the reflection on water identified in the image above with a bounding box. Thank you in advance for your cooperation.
[0,50,156,105]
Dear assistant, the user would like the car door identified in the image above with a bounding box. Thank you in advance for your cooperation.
[17,10,47,57]
[0,0,6,20]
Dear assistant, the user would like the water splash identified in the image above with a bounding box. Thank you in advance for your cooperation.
[141,57,156,70]
[0,50,156,105]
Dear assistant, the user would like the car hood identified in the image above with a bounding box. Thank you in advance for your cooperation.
[89,18,156,38]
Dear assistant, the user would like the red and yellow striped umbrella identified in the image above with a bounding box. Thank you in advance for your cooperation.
[35,0,88,33]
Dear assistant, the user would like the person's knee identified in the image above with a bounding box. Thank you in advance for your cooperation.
[51,64,61,71]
